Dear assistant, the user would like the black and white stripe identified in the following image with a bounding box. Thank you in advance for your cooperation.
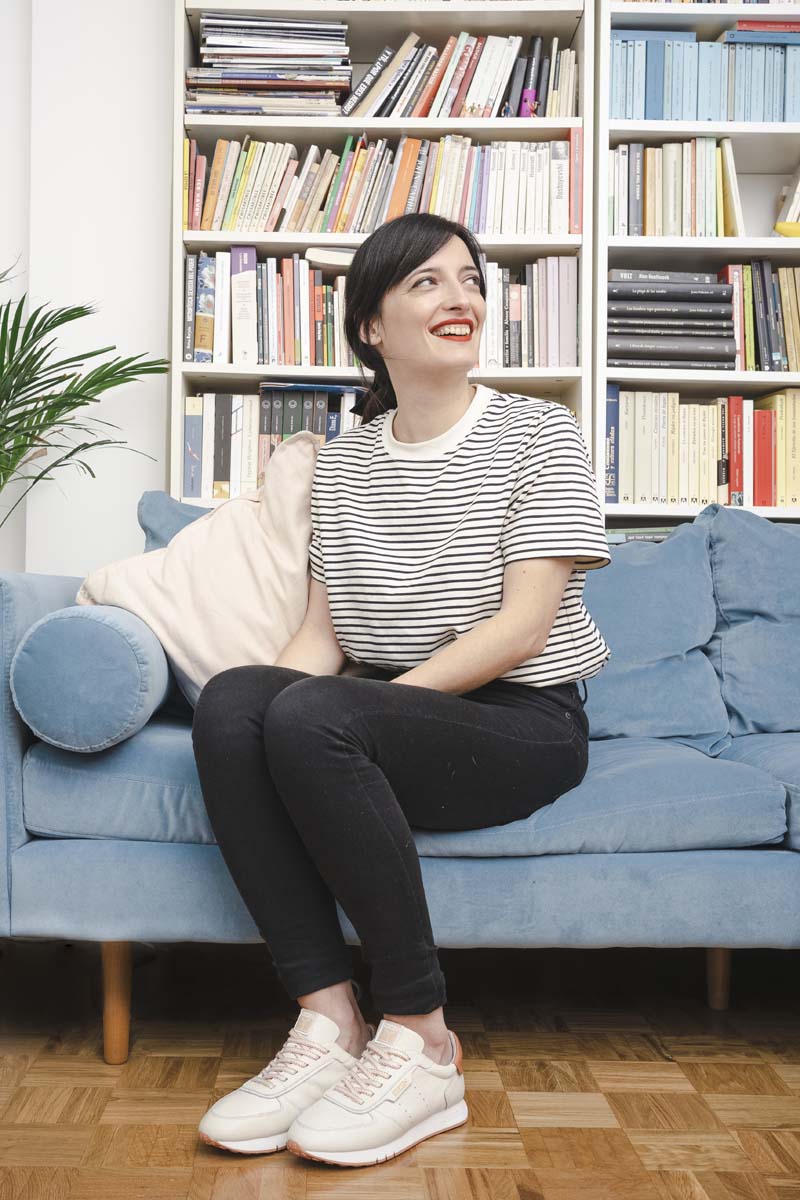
[309,386,612,688]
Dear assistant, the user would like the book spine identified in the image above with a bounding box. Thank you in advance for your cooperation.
[183,254,197,362]
[183,396,203,498]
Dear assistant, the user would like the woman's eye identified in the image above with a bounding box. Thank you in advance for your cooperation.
[412,274,481,288]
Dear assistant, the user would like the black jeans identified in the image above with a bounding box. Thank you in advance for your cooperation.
[191,664,589,1016]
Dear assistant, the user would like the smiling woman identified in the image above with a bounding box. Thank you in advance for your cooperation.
[192,212,613,1171]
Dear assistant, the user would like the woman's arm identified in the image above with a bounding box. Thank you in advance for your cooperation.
[273,577,347,676]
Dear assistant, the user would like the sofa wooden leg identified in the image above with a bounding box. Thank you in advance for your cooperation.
[101,941,132,1063]
[706,947,731,1010]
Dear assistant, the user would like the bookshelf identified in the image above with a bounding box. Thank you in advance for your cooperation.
[594,0,800,522]
[170,0,595,503]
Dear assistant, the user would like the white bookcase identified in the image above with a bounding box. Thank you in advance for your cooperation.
[594,1,800,522]
[170,0,595,503]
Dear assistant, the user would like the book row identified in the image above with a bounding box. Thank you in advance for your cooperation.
[341,30,579,121]
[604,387,800,508]
[184,251,579,370]
[182,385,364,502]
[187,13,350,118]
[183,129,583,237]
[608,137,744,238]
[606,264,800,372]
[609,23,800,121]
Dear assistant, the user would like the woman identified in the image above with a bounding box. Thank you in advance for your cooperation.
[193,212,612,1168]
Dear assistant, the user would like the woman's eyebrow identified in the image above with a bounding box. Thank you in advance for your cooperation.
[408,265,477,278]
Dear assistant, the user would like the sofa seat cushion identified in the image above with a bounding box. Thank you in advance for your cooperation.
[22,721,787,857]
[718,733,799,849]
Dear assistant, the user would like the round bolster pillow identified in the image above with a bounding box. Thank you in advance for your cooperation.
[10,605,171,752]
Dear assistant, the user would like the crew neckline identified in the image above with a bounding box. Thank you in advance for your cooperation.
[381,383,494,461]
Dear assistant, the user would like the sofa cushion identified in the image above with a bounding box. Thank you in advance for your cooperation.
[10,606,170,753]
[22,719,786,856]
[718,733,799,849]
[694,503,800,736]
[582,520,731,755]
[75,431,319,706]
[138,491,211,552]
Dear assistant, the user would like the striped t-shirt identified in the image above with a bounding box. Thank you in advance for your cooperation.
[308,384,612,688]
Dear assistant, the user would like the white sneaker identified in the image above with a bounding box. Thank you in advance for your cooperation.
[285,1018,468,1167]
[199,1003,375,1155]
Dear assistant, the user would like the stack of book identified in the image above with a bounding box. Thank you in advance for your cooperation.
[185,14,351,117]
[607,270,737,369]
[183,130,583,237]
[343,29,578,120]
[184,250,580,370]
[609,22,800,121]
[182,384,365,502]
[608,137,744,237]
[605,386,800,509]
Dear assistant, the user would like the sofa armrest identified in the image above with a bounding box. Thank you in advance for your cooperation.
[1,571,84,934]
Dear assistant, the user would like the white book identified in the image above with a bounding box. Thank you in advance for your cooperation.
[619,391,635,503]
[681,142,692,237]
[698,402,710,506]
[634,390,653,505]
[518,142,529,234]
[241,394,260,494]
[654,147,663,236]
[229,395,243,499]
[743,398,754,508]
[489,36,521,119]
[531,261,539,368]
[451,137,471,223]
[649,392,660,503]
[538,255,548,366]
[245,139,278,230]
[230,248,258,365]
[486,260,500,368]
[201,393,216,502]
[429,31,468,118]
[662,143,682,237]
[708,403,719,507]
[299,258,310,367]
[720,138,745,236]
[688,404,700,506]
[502,138,520,234]
[212,251,231,363]
[489,141,502,236]
[546,256,559,367]
[608,148,615,236]
[546,36,559,117]
[667,393,680,505]
[537,142,549,236]
[617,144,629,237]
[277,144,320,232]
[212,140,240,231]
[549,141,569,235]
[679,402,690,505]
[469,34,506,118]
[659,391,669,503]
[695,138,705,238]
[558,255,578,368]
[253,142,295,232]
[333,278,344,366]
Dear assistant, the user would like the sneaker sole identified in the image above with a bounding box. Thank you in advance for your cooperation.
[285,1098,469,1167]
[198,1129,288,1155]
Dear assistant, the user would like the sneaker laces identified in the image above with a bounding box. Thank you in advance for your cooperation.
[331,1041,410,1104]
[254,1030,326,1088]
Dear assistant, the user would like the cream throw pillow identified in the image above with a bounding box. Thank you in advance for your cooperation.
[75,430,321,705]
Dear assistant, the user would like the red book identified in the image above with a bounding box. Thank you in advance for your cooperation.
[728,395,744,505]
[753,409,776,506]
[736,20,800,31]
[281,257,294,365]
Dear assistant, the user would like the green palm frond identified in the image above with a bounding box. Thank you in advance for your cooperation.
[0,268,169,529]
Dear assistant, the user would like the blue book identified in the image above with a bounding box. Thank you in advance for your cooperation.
[611,28,696,43]
[671,40,684,122]
[734,45,746,121]
[633,40,647,119]
[183,397,203,498]
[719,30,800,45]
[645,40,665,119]
[745,43,753,119]
[683,42,698,120]
[709,43,723,120]
[625,42,635,119]
[764,44,774,121]
[774,46,786,121]
[786,46,800,119]
[697,43,715,121]
[751,43,766,121]
[664,40,673,120]
[611,39,625,118]
[605,385,619,504]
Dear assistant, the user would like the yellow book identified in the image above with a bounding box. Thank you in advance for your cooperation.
[778,267,799,372]
[200,139,229,231]
[335,145,367,233]
[743,265,756,372]
[787,390,799,507]
[715,146,724,237]
[182,138,190,230]
[229,141,261,230]
[429,138,448,217]
[332,137,366,233]
[753,392,787,507]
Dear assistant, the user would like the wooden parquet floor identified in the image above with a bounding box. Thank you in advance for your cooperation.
[1,939,799,1199]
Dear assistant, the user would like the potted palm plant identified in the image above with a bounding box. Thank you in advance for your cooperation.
[0,263,169,530]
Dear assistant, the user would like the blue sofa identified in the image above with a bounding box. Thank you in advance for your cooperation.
[1,499,798,1064]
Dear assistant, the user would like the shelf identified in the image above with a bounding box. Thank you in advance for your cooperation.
[181,363,583,396]
[607,236,800,265]
[605,369,800,395]
[609,3,800,37]
[182,231,582,257]
[606,502,800,518]
[185,116,582,144]
[184,2,586,44]
[608,123,800,174]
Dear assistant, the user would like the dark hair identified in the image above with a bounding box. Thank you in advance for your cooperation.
[344,213,486,425]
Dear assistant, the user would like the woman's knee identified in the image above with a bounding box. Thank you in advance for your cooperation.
[193,664,305,744]
[262,674,350,740]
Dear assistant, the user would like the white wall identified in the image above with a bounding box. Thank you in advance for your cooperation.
[24,0,174,577]
[0,0,32,573]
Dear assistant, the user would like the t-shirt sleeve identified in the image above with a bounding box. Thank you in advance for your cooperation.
[308,469,326,585]
[500,404,611,571]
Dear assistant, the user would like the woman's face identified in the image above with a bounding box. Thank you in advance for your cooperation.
[361,235,486,377]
